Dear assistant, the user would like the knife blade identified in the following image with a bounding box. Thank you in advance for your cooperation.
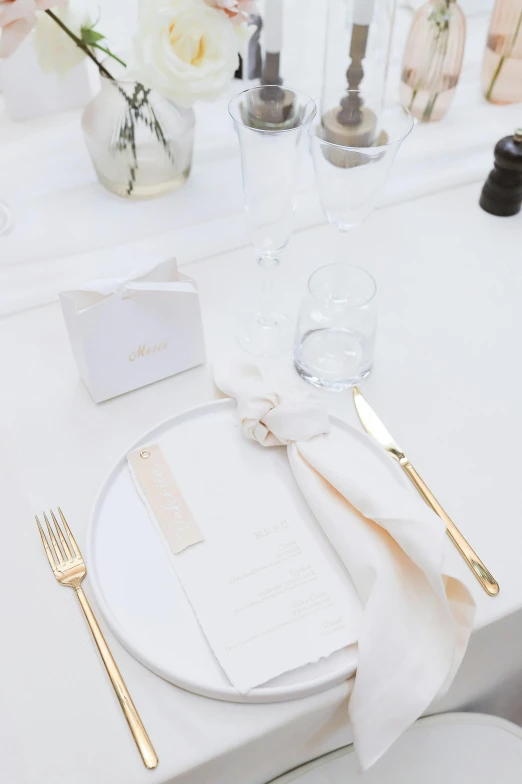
[352,386,499,596]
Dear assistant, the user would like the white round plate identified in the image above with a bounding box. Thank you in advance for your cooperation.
[87,399,404,703]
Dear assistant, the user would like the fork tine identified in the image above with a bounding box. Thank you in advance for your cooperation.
[35,514,58,570]
[43,511,65,565]
[50,509,72,561]
[57,507,81,558]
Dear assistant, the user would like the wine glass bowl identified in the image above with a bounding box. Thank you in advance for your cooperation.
[310,95,414,231]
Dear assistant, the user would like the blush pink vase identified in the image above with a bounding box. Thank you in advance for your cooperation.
[482,0,522,104]
[400,0,466,123]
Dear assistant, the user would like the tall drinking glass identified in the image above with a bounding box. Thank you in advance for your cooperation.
[294,92,412,389]
[0,202,12,236]
[294,263,377,390]
[229,86,316,356]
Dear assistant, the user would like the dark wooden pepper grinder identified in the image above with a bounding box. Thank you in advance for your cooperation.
[480,128,522,216]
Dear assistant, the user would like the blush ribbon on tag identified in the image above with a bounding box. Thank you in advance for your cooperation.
[128,443,204,554]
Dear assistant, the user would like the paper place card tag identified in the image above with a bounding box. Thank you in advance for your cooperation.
[128,444,204,554]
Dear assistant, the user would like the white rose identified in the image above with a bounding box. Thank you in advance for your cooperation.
[34,1,92,74]
[133,0,239,107]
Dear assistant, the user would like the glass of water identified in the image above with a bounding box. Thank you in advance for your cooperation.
[293,263,377,391]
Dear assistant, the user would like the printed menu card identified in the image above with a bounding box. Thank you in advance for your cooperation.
[128,415,361,693]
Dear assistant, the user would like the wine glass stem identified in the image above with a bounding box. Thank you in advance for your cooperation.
[257,256,280,328]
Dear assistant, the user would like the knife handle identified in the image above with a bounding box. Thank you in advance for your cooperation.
[401,461,499,596]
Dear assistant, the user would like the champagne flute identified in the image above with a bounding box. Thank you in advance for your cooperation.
[229,86,316,356]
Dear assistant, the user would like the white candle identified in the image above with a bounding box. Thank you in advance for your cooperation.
[353,0,375,26]
[264,0,283,54]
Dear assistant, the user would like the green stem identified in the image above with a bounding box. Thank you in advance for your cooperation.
[485,55,505,101]
[90,42,127,69]
[45,9,171,199]
[45,10,115,80]
[486,10,522,101]
[423,92,439,121]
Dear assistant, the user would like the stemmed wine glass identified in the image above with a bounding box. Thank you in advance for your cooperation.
[0,202,12,236]
[293,92,413,389]
[229,86,316,356]
[309,92,414,232]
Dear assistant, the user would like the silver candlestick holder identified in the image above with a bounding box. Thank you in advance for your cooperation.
[241,53,295,131]
[241,3,296,133]
[322,23,378,147]
[321,0,397,150]
[240,87,299,131]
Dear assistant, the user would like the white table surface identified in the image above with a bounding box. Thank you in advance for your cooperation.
[2,3,522,783]
[2,180,522,784]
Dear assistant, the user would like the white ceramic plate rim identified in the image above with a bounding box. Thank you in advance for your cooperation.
[86,398,403,703]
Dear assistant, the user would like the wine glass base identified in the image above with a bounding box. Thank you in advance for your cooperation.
[236,310,293,357]
[0,202,13,236]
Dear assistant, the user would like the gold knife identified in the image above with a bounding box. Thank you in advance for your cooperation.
[353,387,499,596]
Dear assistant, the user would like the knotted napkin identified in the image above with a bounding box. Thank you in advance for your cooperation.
[215,358,475,770]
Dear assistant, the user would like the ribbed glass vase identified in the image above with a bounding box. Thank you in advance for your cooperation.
[400,0,466,123]
[482,0,522,104]
[82,77,195,200]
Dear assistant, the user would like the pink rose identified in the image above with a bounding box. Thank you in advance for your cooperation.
[0,0,66,57]
[205,0,258,24]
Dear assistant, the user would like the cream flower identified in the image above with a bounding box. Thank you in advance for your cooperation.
[0,0,65,57]
[33,0,93,74]
[133,0,240,107]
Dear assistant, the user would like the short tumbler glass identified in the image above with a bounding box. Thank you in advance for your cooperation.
[294,263,377,391]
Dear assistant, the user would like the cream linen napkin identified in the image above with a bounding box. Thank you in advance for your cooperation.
[214,358,475,769]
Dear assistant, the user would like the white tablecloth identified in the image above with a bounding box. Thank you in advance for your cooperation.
[2,180,522,784]
[2,3,522,783]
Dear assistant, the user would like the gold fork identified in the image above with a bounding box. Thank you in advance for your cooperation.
[35,507,158,770]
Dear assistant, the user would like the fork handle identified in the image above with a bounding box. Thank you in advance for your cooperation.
[401,461,499,596]
[75,586,158,769]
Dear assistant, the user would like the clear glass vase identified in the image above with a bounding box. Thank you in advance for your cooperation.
[400,0,466,123]
[82,77,195,199]
[482,0,522,104]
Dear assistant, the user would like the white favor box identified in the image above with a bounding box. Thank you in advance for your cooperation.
[59,259,206,403]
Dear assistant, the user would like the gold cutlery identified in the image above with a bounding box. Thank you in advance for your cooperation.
[353,388,499,597]
[35,507,159,769]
